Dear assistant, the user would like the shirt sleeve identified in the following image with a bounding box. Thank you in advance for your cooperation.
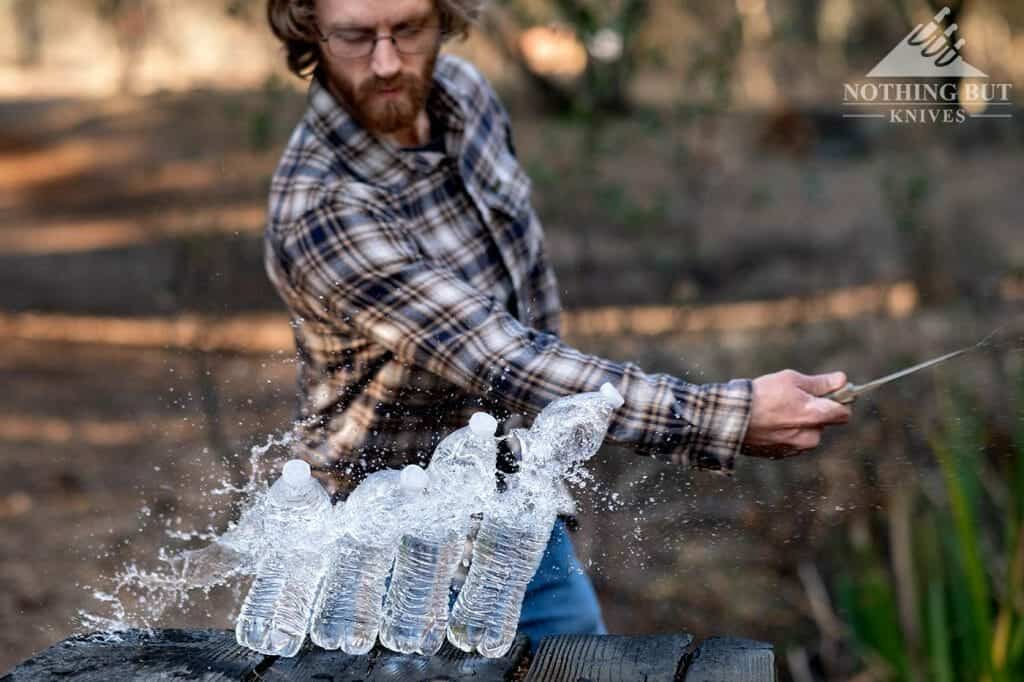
[275,198,754,475]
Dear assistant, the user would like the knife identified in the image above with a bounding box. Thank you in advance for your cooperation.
[822,327,1001,405]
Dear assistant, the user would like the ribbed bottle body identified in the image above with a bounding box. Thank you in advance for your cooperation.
[235,548,326,657]
[309,536,396,653]
[447,514,553,657]
[379,529,464,655]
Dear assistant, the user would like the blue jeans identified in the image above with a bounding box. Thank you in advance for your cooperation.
[517,519,607,650]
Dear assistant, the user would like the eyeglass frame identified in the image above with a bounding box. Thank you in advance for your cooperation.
[316,18,449,60]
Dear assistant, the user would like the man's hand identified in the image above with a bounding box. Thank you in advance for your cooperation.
[742,370,852,459]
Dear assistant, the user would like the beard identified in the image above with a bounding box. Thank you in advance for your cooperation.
[323,50,438,135]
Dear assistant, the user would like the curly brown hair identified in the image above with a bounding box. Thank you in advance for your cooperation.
[267,0,486,79]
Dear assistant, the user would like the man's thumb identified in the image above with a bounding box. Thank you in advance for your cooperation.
[797,371,847,396]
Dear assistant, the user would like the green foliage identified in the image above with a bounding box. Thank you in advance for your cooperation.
[834,371,1024,681]
[94,0,127,20]
[248,109,274,153]
[248,74,289,152]
[592,183,667,231]
[499,0,652,116]
[682,14,742,112]
[880,172,930,238]
[880,169,958,305]
[836,557,910,677]
[224,0,258,20]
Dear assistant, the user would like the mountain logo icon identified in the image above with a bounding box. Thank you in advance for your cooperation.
[867,7,987,78]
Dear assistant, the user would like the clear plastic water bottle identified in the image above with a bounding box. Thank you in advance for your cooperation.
[378,525,466,655]
[235,459,332,657]
[428,412,500,508]
[446,484,557,657]
[447,383,623,657]
[310,465,429,654]
[378,413,499,655]
[522,382,625,475]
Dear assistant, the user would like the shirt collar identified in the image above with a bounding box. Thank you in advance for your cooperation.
[306,59,468,190]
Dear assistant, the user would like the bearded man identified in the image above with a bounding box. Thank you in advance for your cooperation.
[263,0,852,648]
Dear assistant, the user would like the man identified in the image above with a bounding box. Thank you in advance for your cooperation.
[263,0,852,646]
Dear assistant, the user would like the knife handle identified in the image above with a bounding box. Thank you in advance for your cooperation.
[822,382,858,404]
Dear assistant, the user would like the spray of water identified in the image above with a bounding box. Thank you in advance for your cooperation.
[76,427,303,634]
[76,381,677,638]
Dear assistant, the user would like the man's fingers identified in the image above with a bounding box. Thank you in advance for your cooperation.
[756,427,823,449]
[779,397,852,429]
[748,429,822,456]
[792,370,848,397]
[794,428,822,450]
[803,397,853,426]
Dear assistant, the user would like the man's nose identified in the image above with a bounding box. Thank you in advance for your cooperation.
[371,38,402,80]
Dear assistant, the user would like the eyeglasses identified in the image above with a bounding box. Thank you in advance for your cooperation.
[318,21,446,60]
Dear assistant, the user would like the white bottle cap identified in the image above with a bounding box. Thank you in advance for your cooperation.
[281,459,311,486]
[400,464,429,492]
[599,382,624,408]
[468,412,498,437]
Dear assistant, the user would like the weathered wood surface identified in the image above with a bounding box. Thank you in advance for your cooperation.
[681,637,776,682]
[0,629,528,682]
[2,629,776,681]
[0,629,266,681]
[523,633,693,682]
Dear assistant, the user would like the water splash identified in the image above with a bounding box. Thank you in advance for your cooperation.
[76,387,646,638]
[77,427,302,634]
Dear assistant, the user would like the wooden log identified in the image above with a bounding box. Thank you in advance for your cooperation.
[260,635,530,681]
[681,636,776,682]
[522,633,694,682]
[3,629,775,681]
[0,629,268,681]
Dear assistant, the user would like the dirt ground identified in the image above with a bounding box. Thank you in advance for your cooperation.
[1,86,1023,675]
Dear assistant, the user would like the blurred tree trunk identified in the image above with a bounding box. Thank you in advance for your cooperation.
[487,0,651,116]
[792,0,822,43]
[882,171,957,307]
[480,7,575,114]
[553,0,650,115]
[96,0,151,94]
[880,0,971,306]
[925,0,966,21]
[925,0,969,97]
[889,0,970,38]
[13,0,43,67]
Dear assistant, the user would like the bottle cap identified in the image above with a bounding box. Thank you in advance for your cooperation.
[469,412,498,437]
[400,464,429,492]
[281,459,311,486]
[599,382,624,408]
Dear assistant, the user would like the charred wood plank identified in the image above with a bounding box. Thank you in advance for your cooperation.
[522,634,693,682]
[1,628,268,681]
[681,636,775,682]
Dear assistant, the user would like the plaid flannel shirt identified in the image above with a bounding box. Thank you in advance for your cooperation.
[264,54,753,492]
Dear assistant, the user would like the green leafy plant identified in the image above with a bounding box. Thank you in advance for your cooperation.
[834,369,1024,681]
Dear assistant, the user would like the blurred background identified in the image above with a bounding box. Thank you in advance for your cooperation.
[1,0,1023,679]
